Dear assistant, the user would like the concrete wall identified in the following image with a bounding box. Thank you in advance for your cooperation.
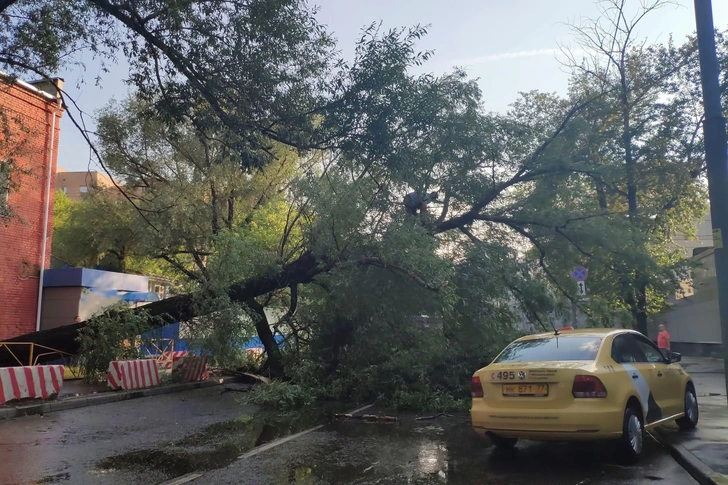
[39,268,151,331]
[40,287,82,330]
[0,76,62,340]
[657,249,722,355]
[661,296,721,344]
[672,214,713,257]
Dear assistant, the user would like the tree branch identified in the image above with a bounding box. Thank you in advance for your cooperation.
[358,257,445,292]
[435,92,606,233]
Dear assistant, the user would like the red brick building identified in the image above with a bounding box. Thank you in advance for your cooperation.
[0,75,63,340]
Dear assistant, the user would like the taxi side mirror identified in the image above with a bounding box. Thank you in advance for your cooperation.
[667,351,681,363]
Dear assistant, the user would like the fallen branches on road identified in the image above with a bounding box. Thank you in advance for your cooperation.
[415,413,453,421]
[335,413,398,422]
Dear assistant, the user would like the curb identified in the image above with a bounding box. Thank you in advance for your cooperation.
[0,377,241,420]
[668,442,728,485]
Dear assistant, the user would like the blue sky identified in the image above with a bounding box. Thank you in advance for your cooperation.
[56,0,728,172]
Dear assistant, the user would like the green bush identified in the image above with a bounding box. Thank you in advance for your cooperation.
[76,303,163,382]
[246,381,317,410]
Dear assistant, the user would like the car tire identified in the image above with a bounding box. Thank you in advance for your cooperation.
[489,434,518,449]
[618,405,643,464]
[676,385,699,430]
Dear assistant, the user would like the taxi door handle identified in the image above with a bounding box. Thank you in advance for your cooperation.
[657,372,663,377]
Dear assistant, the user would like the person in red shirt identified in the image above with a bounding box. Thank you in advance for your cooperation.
[657,324,671,351]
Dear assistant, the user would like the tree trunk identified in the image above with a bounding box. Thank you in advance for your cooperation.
[226,194,234,230]
[210,180,220,235]
[245,298,284,377]
[634,281,649,335]
[621,78,637,220]
[146,251,325,324]
[0,251,329,364]
[594,180,608,212]
[621,70,650,336]
[118,247,127,272]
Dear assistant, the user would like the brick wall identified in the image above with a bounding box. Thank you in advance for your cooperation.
[0,79,62,340]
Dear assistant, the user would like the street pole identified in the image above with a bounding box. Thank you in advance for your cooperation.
[694,0,728,403]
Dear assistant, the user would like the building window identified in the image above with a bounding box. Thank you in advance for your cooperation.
[62,186,67,193]
[0,161,9,216]
[79,186,88,193]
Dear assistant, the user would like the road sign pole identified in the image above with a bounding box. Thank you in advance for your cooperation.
[694,0,728,404]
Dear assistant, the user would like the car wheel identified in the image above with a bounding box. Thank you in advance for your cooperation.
[489,434,518,449]
[676,385,699,430]
[618,405,643,464]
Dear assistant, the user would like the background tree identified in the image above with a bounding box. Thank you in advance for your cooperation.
[52,190,165,274]
[4,0,718,407]
[543,0,710,332]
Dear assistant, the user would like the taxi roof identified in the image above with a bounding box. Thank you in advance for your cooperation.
[516,328,633,341]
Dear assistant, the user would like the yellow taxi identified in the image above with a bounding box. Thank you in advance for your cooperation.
[470,327,698,462]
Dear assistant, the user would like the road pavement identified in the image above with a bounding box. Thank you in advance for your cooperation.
[0,386,255,485]
[201,410,695,485]
[0,385,697,485]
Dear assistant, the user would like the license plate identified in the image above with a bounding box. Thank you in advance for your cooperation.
[502,383,549,397]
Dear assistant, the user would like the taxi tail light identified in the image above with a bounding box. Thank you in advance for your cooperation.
[572,375,608,398]
[471,376,484,398]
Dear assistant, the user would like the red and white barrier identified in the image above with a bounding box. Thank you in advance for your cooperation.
[107,360,160,390]
[173,356,210,382]
[159,351,188,369]
[0,366,64,404]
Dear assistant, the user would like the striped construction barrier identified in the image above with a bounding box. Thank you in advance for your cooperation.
[172,356,210,382]
[0,365,64,404]
[159,351,188,369]
[107,360,160,390]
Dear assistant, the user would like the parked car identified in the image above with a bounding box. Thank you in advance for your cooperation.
[470,327,698,462]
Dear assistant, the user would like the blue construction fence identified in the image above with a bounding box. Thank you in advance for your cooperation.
[139,322,285,357]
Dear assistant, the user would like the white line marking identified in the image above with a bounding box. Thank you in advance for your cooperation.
[159,473,203,485]
[346,403,374,415]
[162,402,377,485]
[238,425,324,459]
[237,403,374,460]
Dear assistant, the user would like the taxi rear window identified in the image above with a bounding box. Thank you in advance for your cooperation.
[494,337,602,363]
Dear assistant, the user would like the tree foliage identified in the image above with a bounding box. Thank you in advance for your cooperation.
[5,0,717,408]
[52,189,166,275]
[76,303,162,382]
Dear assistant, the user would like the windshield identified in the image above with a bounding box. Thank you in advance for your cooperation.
[494,336,602,363]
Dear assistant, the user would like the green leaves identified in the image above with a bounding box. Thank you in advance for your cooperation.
[76,303,163,382]
[18,0,720,407]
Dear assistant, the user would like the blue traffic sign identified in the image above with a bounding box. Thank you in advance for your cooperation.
[571,266,588,282]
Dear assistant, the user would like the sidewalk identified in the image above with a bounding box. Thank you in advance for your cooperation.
[660,356,728,485]
[0,375,248,420]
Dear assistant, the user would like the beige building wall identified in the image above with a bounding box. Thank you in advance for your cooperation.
[55,168,115,201]
[656,213,723,353]
[672,214,713,257]
[658,250,722,351]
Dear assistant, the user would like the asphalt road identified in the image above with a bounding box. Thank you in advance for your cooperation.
[0,386,256,485]
[203,412,696,485]
[0,386,697,485]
